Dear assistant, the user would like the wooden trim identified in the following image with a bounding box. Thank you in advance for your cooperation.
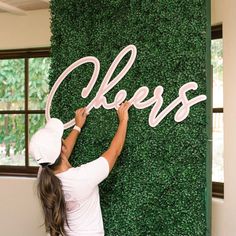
[212,182,224,198]
[25,58,29,167]
[0,110,45,114]
[0,48,50,59]
[0,166,38,177]
[211,24,222,40]
[213,108,223,113]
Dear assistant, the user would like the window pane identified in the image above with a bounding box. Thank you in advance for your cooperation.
[211,38,223,108]
[28,114,46,166]
[29,57,50,110]
[0,114,25,166]
[212,113,224,182]
[0,59,24,110]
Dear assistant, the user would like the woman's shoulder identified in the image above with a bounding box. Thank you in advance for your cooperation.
[55,166,80,177]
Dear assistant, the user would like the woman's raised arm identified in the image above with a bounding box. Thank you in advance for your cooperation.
[102,101,131,171]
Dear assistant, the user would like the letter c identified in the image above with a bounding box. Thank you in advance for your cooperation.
[45,56,100,129]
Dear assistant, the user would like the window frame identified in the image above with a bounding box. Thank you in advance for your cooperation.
[211,24,224,198]
[0,48,50,177]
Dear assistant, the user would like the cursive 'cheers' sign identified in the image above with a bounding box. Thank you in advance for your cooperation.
[45,45,207,129]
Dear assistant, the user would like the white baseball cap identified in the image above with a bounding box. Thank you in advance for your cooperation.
[29,118,64,165]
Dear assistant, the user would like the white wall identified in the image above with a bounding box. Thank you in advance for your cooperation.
[222,1,236,235]
[0,2,235,236]
[211,0,223,25]
[212,197,224,236]
[0,177,46,236]
[0,9,50,49]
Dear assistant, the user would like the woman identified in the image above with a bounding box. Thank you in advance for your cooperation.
[29,101,131,236]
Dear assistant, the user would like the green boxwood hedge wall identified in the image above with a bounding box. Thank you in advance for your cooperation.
[49,0,211,235]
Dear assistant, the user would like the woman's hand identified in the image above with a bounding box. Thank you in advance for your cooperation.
[117,101,132,123]
[75,108,88,128]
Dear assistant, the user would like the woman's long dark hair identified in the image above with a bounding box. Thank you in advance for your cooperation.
[37,157,69,236]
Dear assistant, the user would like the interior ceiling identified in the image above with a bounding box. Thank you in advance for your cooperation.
[0,0,49,15]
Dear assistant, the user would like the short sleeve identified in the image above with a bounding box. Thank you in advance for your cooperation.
[80,156,110,186]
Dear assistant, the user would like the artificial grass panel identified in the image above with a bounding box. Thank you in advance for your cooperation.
[49,0,210,235]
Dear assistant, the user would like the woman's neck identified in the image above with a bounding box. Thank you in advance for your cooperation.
[53,158,72,174]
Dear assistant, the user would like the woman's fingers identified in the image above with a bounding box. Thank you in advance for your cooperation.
[74,107,88,128]
[76,103,129,117]
[80,108,85,115]
[75,108,82,114]
[122,101,131,111]
[75,107,88,116]
[118,101,131,112]
[125,101,131,109]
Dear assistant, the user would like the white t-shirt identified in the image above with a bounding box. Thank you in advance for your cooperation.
[55,156,110,236]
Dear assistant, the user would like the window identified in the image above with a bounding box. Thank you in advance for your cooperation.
[0,48,50,177]
[211,25,224,198]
